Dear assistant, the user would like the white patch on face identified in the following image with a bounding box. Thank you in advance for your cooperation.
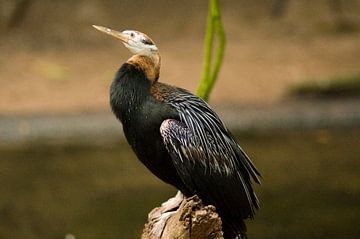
[121,30,158,55]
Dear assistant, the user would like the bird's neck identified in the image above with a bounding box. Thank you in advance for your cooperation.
[110,62,150,125]
[127,53,161,82]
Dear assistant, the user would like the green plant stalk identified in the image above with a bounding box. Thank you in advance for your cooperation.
[197,1,214,100]
[196,0,226,102]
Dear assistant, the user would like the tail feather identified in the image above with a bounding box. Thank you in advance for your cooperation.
[234,234,248,239]
[222,218,247,239]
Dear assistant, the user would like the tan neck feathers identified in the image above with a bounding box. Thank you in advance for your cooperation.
[127,54,161,82]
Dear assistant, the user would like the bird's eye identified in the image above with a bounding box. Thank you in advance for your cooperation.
[130,33,135,37]
[142,38,154,45]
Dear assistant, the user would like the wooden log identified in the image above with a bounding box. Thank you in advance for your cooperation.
[141,195,224,239]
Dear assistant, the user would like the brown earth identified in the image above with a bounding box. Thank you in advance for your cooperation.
[1,0,360,115]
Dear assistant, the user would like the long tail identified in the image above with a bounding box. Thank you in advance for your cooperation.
[222,218,248,239]
[234,234,248,239]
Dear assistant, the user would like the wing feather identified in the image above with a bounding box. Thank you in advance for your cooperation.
[160,119,258,220]
[152,83,260,237]
[164,90,261,184]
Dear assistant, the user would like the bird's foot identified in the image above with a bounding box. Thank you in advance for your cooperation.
[150,210,177,238]
[149,191,184,220]
[160,190,184,212]
[147,191,185,238]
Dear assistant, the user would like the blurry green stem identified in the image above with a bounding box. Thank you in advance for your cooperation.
[196,0,226,102]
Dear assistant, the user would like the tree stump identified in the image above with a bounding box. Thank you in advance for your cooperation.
[141,195,224,239]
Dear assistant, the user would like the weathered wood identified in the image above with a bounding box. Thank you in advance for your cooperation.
[142,195,224,239]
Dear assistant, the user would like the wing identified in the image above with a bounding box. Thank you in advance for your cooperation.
[160,118,259,220]
[153,83,260,216]
[163,89,261,185]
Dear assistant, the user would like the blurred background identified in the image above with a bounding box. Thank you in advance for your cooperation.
[0,0,359,238]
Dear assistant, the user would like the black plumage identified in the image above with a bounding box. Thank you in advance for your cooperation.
[110,62,260,239]
[92,25,260,239]
[110,63,188,192]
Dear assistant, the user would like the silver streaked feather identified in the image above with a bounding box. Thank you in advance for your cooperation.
[156,85,260,218]
[164,90,260,181]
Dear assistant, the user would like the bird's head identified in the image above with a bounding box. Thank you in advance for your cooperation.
[92,25,158,56]
[93,25,161,81]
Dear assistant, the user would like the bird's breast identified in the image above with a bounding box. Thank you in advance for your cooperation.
[122,98,177,157]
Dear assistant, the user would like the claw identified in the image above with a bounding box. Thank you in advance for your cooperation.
[160,191,184,212]
[151,210,177,237]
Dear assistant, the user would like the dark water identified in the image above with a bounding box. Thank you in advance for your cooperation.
[0,129,359,239]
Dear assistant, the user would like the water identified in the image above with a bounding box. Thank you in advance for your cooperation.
[0,129,359,239]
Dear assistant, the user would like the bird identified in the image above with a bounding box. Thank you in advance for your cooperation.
[93,25,261,239]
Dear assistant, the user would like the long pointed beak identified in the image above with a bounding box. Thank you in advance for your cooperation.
[92,25,129,43]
